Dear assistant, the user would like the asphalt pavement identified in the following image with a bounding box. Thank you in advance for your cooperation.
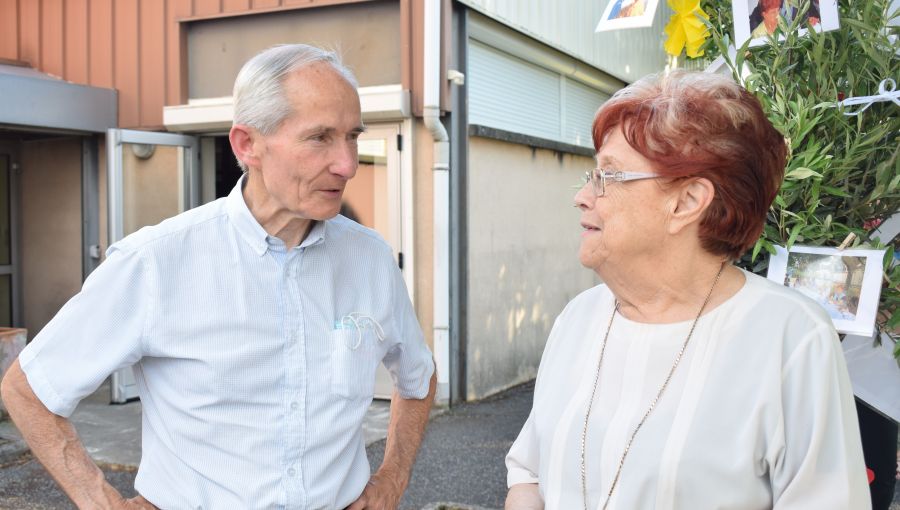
[2,380,898,510]
[0,382,533,510]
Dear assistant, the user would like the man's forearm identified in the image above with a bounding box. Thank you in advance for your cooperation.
[0,360,126,509]
[377,371,437,488]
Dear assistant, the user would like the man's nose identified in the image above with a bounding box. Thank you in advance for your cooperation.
[331,141,358,179]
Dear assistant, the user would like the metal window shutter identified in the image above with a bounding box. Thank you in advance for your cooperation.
[468,40,560,141]
[564,78,610,148]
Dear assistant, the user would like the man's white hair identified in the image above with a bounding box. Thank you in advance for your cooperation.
[232,44,358,171]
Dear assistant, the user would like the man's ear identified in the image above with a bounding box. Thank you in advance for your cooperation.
[667,177,715,235]
[229,125,262,171]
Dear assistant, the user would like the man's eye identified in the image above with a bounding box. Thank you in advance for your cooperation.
[310,133,329,143]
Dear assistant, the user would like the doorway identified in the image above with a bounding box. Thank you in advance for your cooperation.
[0,147,18,328]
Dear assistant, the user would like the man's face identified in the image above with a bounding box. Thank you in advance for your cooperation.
[251,63,364,222]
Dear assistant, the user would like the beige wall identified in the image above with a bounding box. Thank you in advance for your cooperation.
[21,138,83,339]
[413,120,434,351]
[187,1,402,99]
[121,144,181,237]
[466,136,598,400]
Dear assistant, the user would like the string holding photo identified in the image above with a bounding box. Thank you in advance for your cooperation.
[833,78,900,116]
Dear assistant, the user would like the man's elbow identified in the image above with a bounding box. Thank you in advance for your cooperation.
[1,360,32,415]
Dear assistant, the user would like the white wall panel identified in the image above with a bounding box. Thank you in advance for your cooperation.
[460,0,669,82]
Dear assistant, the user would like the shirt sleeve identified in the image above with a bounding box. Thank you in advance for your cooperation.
[506,408,541,487]
[771,324,871,509]
[381,263,434,399]
[18,246,153,417]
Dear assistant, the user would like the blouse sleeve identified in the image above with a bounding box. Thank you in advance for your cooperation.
[506,407,541,487]
[771,324,871,509]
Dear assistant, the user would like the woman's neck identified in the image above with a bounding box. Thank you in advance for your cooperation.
[600,254,745,324]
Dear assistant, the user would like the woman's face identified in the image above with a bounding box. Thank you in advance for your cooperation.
[574,127,672,275]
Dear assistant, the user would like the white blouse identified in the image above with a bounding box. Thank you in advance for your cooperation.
[506,270,870,510]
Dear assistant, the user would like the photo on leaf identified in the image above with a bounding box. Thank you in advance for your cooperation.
[767,245,887,336]
[595,0,661,31]
[733,0,840,47]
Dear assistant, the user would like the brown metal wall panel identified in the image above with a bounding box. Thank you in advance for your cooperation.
[400,0,411,90]
[193,0,223,17]
[0,0,413,129]
[88,0,113,88]
[223,0,251,12]
[18,0,40,67]
[166,0,190,108]
[41,0,64,77]
[0,0,19,60]
[139,0,166,127]
[114,0,140,127]
[251,0,282,8]
[64,0,90,84]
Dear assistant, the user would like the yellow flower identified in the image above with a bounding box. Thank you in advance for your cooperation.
[664,0,710,58]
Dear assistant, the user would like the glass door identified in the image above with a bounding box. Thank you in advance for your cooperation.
[107,129,199,403]
[342,124,402,398]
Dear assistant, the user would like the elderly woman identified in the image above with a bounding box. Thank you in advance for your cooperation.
[505,71,869,509]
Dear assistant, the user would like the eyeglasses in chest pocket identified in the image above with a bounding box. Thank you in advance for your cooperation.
[330,314,385,400]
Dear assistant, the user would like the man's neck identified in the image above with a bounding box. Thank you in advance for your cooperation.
[241,177,313,249]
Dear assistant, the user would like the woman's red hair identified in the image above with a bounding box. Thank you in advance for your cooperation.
[592,71,787,260]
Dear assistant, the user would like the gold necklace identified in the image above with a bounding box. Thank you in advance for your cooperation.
[581,262,726,510]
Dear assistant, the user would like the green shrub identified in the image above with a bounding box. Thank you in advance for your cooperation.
[697,0,899,356]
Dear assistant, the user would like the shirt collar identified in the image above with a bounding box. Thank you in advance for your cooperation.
[226,175,328,256]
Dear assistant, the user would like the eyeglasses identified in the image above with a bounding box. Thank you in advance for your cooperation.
[582,168,661,197]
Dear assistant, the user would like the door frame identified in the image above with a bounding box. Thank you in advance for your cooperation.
[0,142,21,328]
[106,129,200,403]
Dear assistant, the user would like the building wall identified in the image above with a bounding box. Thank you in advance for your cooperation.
[20,138,83,339]
[187,1,401,99]
[465,136,597,399]
[0,0,430,129]
[458,0,669,82]
[413,119,434,351]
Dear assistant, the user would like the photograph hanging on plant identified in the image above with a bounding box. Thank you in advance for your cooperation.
[595,0,660,32]
[732,0,840,48]
[767,245,887,336]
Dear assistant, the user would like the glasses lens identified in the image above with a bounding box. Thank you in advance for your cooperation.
[593,170,604,196]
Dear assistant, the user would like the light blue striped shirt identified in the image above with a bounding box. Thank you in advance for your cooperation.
[19,177,434,509]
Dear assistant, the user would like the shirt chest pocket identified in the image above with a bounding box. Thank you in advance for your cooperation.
[330,327,384,400]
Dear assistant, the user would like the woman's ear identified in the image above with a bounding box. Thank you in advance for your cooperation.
[229,125,262,171]
[667,177,715,235]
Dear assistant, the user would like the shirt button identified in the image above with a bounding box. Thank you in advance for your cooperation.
[290,401,299,410]
[287,468,296,477]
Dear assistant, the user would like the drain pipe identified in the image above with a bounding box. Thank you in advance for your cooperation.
[424,0,451,403]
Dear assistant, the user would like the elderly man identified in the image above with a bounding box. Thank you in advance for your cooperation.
[1,44,436,509]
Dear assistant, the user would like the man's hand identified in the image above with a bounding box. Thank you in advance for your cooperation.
[346,471,405,510]
[0,360,135,509]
